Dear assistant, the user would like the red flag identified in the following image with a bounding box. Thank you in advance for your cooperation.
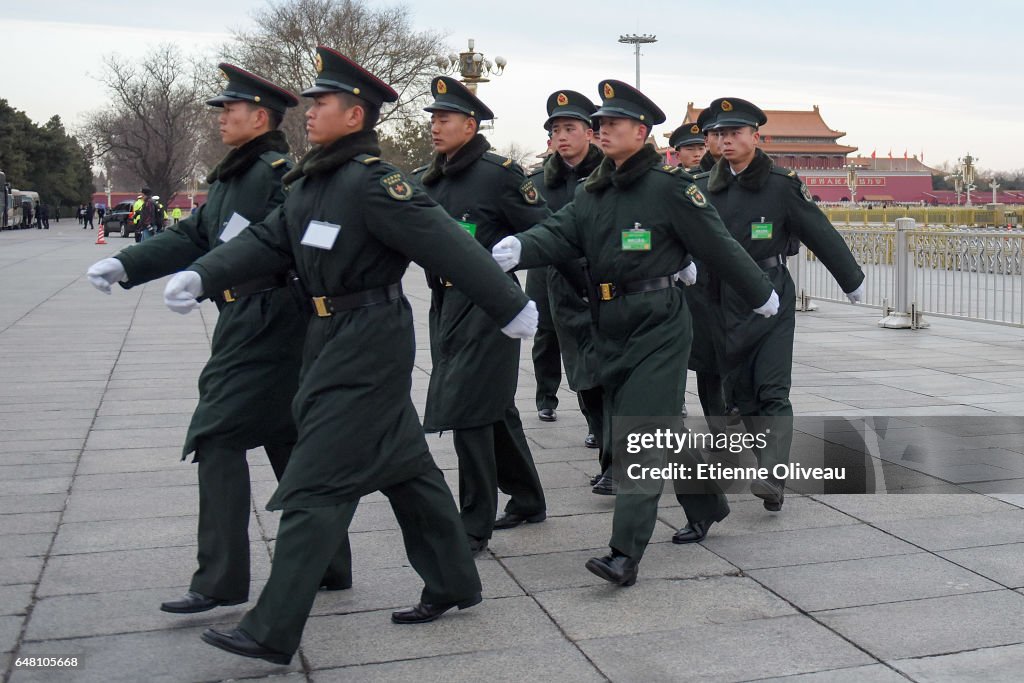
[903,149,908,160]
[888,149,893,159]
[920,149,924,162]
[871,149,876,159]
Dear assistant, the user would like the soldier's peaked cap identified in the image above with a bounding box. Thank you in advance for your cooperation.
[669,122,705,149]
[207,63,299,113]
[703,97,767,130]
[301,46,399,106]
[543,90,597,131]
[424,76,494,121]
[593,79,666,126]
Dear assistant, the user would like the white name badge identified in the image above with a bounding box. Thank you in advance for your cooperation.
[219,212,250,242]
[301,220,341,250]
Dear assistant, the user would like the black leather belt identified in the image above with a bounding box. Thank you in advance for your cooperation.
[757,254,786,269]
[311,283,402,317]
[218,274,287,302]
[597,276,673,302]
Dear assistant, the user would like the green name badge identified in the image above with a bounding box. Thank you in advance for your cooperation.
[751,222,773,240]
[621,229,652,251]
[457,220,477,237]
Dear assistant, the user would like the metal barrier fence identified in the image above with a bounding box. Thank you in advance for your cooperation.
[824,206,1019,228]
[792,219,1024,327]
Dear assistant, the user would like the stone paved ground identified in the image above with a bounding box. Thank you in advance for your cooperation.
[2,226,1024,682]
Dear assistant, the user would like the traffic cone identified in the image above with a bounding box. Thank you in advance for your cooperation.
[95,224,107,245]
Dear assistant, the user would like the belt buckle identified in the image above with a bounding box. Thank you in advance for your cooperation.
[222,289,236,303]
[599,283,614,301]
[312,296,331,317]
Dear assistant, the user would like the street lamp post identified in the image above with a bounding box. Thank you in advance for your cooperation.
[959,153,977,207]
[845,164,858,206]
[950,171,964,206]
[618,34,657,88]
[105,177,112,211]
[436,39,507,94]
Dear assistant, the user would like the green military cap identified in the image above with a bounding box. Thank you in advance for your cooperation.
[592,79,666,126]
[703,97,768,130]
[695,107,714,134]
[543,90,597,131]
[207,63,299,114]
[423,76,494,121]
[669,121,704,149]
[302,46,399,105]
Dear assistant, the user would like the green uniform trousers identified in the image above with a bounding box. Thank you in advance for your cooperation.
[238,466,481,655]
[531,326,562,411]
[729,309,796,485]
[607,342,728,561]
[453,406,547,540]
[578,386,608,473]
[189,443,352,602]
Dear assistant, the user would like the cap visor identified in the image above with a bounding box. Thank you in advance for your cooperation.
[205,94,245,107]
[592,106,640,121]
[544,112,591,131]
[301,84,343,97]
[424,102,475,116]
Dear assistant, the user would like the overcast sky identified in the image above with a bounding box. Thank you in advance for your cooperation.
[3,0,1021,173]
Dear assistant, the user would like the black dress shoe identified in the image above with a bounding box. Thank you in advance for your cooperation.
[493,510,546,530]
[751,478,785,511]
[672,507,730,544]
[467,535,488,555]
[391,593,482,624]
[200,628,291,665]
[726,405,742,426]
[589,472,602,486]
[538,408,557,422]
[585,551,639,586]
[681,403,689,418]
[584,433,599,449]
[160,591,245,614]
[591,473,617,496]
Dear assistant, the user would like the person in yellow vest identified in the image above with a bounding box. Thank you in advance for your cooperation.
[172,206,182,224]
[130,190,147,242]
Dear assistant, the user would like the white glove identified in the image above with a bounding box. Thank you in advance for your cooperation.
[753,290,780,318]
[674,262,697,286]
[86,258,127,294]
[845,281,865,304]
[492,236,522,272]
[163,271,204,315]
[501,300,538,339]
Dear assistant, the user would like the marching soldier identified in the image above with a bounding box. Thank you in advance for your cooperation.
[492,80,779,586]
[86,63,353,613]
[162,47,538,664]
[413,77,548,553]
[696,97,865,512]
[528,90,611,493]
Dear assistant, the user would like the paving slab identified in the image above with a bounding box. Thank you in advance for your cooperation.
[872,509,1024,551]
[750,664,908,683]
[300,596,563,669]
[748,552,1003,612]
[892,642,1024,682]
[815,589,1024,660]
[937,543,1024,588]
[535,575,795,640]
[701,523,919,570]
[310,641,603,682]
[577,614,874,682]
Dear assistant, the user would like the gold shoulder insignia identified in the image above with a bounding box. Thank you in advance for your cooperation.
[360,156,381,165]
[502,159,513,168]
[685,183,708,208]
[520,178,539,205]
[381,172,413,201]
[788,170,797,177]
[270,158,286,168]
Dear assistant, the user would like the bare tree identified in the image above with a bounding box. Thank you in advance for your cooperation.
[498,142,540,171]
[221,0,448,155]
[83,45,210,199]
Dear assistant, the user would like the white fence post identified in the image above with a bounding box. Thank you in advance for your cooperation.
[879,217,928,329]
[791,245,818,312]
